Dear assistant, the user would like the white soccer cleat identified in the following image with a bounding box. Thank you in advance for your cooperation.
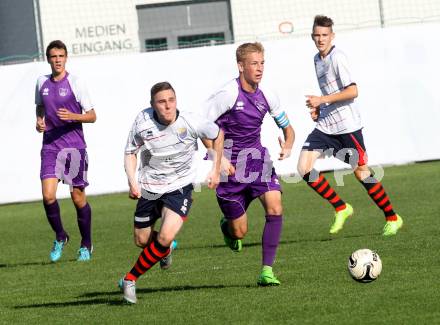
[118,278,137,304]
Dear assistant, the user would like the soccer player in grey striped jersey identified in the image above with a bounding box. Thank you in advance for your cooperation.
[119,82,224,303]
[298,15,403,236]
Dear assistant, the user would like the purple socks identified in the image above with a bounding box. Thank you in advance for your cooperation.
[262,215,283,266]
[76,203,92,250]
[43,200,68,242]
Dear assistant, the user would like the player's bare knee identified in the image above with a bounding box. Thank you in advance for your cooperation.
[134,237,147,248]
[71,190,86,208]
[157,233,174,247]
[266,207,283,215]
[297,161,310,178]
[42,194,56,205]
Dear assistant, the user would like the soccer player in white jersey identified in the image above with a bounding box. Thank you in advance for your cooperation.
[298,15,403,236]
[119,82,224,304]
[203,42,295,286]
[35,40,96,262]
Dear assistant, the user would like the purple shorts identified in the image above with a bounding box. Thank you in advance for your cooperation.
[40,148,89,188]
[216,167,281,219]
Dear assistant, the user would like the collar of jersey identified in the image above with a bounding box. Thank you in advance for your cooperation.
[51,71,69,83]
[236,77,260,96]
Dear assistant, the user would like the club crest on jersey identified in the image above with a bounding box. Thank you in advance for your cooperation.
[254,100,266,112]
[59,88,68,96]
[177,127,188,141]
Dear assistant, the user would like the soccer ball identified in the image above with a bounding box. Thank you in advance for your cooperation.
[348,249,382,283]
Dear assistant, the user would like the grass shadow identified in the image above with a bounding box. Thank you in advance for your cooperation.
[188,232,381,251]
[0,259,77,269]
[14,283,253,309]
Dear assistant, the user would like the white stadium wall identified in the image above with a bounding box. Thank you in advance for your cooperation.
[0,23,439,204]
[35,0,440,57]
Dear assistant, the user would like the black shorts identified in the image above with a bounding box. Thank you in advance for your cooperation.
[134,184,193,228]
[302,128,368,167]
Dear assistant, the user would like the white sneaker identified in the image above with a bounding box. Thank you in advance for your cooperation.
[118,278,137,304]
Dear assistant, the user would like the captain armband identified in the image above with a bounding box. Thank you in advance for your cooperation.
[273,111,290,129]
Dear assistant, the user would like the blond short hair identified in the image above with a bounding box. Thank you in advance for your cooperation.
[236,42,264,63]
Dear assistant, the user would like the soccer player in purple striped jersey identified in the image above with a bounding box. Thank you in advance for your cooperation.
[203,42,295,286]
[298,15,403,236]
[35,40,97,262]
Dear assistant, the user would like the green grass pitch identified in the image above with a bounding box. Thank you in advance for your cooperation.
[1,162,439,324]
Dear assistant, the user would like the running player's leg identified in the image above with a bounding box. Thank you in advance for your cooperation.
[354,164,403,236]
[69,149,93,259]
[42,178,69,262]
[71,187,92,260]
[298,150,352,234]
[120,198,161,304]
[257,190,283,286]
[298,150,348,212]
[339,129,403,236]
[121,207,182,303]
[299,129,353,234]
[217,191,248,252]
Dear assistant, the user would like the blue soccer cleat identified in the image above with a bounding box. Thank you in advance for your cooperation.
[77,246,93,261]
[50,237,68,262]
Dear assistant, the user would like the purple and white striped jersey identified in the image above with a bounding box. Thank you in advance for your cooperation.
[203,78,287,165]
[314,46,362,135]
[35,72,94,150]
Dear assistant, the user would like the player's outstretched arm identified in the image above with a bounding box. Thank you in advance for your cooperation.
[56,108,97,123]
[203,129,224,189]
[201,135,235,177]
[278,124,295,160]
[124,153,141,199]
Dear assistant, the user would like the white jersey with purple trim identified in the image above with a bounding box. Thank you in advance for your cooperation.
[314,46,362,135]
[125,108,219,194]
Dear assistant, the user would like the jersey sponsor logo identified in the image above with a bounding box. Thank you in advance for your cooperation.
[59,88,69,97]
[42,88,49,96]
[235,101,244,111]
[177,127,188,141]
[303,142,310,147]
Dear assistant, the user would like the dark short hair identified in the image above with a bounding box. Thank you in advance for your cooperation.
[313,15,334,31]
[45,40,68,59]
[150,81,175,104]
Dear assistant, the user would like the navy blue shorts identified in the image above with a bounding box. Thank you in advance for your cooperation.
[302,128,368,167]
[134,184,193,228]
